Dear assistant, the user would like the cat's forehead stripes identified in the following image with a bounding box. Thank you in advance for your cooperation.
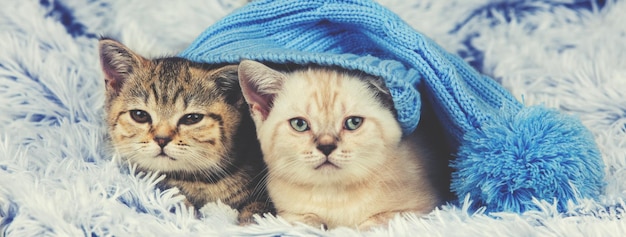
[300,69,342,112]
[127,80,151,105]
[302,68,397,118]
[150,58,191,106]
[130,58,221,108]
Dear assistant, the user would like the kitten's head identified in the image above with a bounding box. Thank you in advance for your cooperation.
[238,60,402,185]
[99,38,244,174]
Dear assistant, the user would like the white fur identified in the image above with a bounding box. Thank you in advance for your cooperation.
[239,65,439,229]
[1,0,625,236]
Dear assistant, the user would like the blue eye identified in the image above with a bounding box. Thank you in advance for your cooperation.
[344,116,363,130]
[289,118,310,132]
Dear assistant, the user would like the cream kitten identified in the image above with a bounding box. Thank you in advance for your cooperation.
[238,60,443,230]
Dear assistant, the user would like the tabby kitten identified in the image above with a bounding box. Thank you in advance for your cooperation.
[237,60,443,230]
[99,39,271,224]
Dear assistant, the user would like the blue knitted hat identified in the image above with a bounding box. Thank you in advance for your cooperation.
[180,0,605,213]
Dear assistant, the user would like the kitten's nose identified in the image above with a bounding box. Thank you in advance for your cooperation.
[154,136,172,148]
[317,144,337,156]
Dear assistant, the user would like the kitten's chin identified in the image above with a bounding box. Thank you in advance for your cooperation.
[314,161,340,171]
[135,160,216,173]
[155,154,177,161]
[278,167,369,186]
[125,153,220,173]
[268,156,380,186]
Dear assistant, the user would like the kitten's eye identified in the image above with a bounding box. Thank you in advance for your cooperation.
[289,118,310,132]
[179,113,204,125]
[129,110,151,123]
[344,116,364,130]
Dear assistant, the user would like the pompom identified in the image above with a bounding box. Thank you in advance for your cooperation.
[451,106,605,213]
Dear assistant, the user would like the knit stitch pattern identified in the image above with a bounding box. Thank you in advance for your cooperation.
[180,0,524,138]
[180,0,605,213]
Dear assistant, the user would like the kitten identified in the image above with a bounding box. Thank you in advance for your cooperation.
[99,39,271,224]
[238,60,444,230]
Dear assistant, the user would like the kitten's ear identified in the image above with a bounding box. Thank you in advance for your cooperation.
[364,75,397,116]
[238,60,285,121]
[98,38,146,97]
[213,65,241,105]
[363,74,390,95]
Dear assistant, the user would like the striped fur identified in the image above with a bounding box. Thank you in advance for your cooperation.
[100,39,272,224]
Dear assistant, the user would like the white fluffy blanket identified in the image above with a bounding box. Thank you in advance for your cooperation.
[1,0,625,236]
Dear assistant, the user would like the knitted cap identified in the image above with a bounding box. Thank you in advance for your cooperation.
[180,0,605,214]
[180,0,522,138]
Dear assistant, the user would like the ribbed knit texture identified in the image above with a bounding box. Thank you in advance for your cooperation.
[179,0,522,140]
[180,0,605,213]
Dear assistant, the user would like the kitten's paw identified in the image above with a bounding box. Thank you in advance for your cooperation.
[237,201,273,226]
[180,198,202,218]
[281,212,327,230]
[237,214,258,226]
[357,212,398,231]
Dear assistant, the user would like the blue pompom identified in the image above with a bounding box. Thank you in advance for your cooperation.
[451,106,605,213]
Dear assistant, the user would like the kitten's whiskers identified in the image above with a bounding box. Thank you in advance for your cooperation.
[250,167,271,202]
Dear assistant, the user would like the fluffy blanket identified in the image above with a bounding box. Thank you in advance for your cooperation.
[179,0,604,214]
[0,0,624,236]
